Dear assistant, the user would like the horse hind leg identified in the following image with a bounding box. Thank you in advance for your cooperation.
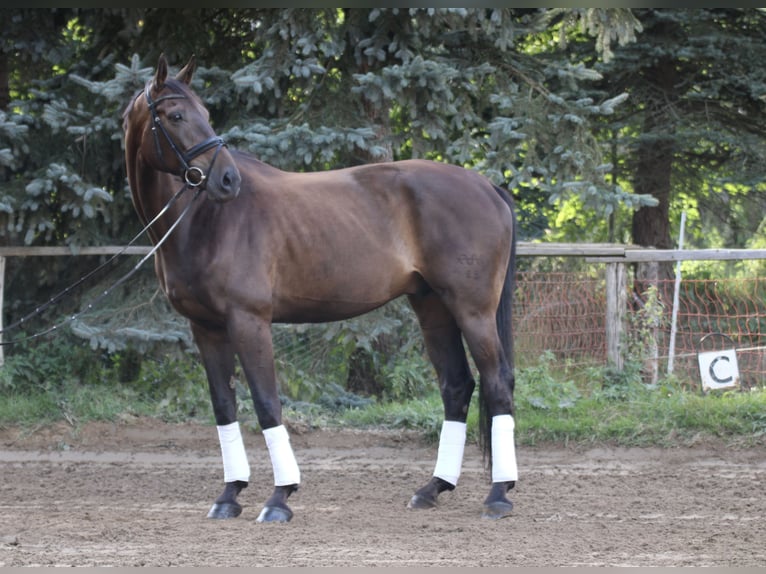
[406,293,476,510]
[458,313,517,519]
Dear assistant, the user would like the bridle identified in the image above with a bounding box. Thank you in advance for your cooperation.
[143,82,226,188]
[0,81,227,346]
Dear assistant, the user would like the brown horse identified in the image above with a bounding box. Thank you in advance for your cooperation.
[122,54,518,522]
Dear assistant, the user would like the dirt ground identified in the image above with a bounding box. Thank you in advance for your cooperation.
[1,417,764,567]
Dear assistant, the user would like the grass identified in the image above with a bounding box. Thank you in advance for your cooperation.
[4,378,764,450]
[1,345,765,449]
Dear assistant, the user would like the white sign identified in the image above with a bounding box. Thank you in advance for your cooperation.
[697,348,740,392]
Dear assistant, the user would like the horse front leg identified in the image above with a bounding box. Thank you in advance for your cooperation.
[407,294,476,510]
[228,311,300,523]
[190,322,249,519]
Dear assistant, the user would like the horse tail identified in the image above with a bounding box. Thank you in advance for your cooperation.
[479,184,517,466]
[494,184,516,377]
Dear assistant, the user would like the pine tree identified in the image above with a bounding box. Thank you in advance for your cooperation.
[561,8,766,278]
[0,8,647,355]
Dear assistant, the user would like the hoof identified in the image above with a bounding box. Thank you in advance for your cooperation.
[256,505,293,523]
[407,493,437,510]
[482,499,513,520]
[207,501,242,519]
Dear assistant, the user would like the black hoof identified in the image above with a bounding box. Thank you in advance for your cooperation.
[256,505,293,523]
[407,477,453,510]
[482,499,513,520]
[207,501,242,519]
[407,493,438,510]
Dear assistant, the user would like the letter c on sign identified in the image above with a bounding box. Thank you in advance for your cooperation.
[709,355,733,384]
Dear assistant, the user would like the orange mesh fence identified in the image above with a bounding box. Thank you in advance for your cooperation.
[513,270,766,388]
[513,271,606,367]
[646,277,766,389]
[263,267,766,391]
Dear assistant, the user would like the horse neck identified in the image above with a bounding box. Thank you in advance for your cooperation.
[128,153,192,248]
[124,118,184,246]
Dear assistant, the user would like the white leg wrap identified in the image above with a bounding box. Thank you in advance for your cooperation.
[491,414,518,483]
[216,422,250,483]
[263,424,301,486]
[432,420,467,486]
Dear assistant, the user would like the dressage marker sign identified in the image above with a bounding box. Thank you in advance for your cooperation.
[697,347,740,392]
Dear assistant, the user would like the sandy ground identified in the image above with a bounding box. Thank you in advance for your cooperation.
[1,417,765,567]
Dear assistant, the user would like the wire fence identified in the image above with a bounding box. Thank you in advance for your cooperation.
[513,270,766,389]
[3,245,766,390]
[514,271,606,367]
[647,276,766,389]
[270,268,766,391]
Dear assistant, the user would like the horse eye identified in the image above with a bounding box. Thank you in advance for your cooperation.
[169,112,183,122]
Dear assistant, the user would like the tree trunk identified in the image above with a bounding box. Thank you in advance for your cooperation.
[0,52,9,111]
[631,131,674,283]
[631,57,678,284]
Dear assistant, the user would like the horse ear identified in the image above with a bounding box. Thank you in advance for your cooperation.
[176,55,196,85]
[153,53,169,92]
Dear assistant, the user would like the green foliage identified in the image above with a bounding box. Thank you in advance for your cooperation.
[0,333,99,394]
[563,8,766,249]
[516,350,582,410]
[69,270,195,354]
[273,299,433,404]
[2,328,766,449]
[383,352,433,402]
[0,330,208,425]
[625,283,667,367]
[513,356,766,446]
[539,8,643,63]
[336,391,445,443]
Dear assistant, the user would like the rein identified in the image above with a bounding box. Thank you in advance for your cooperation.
[0,82,227,346]
[0,184,190,342]
[0,185,203,346]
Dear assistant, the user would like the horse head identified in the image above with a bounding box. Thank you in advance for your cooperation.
[124,54,241,203]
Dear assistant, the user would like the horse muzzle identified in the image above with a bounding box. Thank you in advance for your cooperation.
[192,162,240,202]
[208,164,242,202]
[180,136,241,202]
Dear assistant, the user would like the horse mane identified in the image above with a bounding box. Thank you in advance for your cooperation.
[121,88,143,131]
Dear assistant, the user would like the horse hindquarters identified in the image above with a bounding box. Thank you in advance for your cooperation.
[407,182,517,518]
[474,185,518,518]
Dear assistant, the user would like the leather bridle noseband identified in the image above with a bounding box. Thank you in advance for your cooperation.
[144,82,226,188]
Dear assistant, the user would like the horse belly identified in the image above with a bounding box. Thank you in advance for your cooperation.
[271,259,425,323]
[272,298,386,323]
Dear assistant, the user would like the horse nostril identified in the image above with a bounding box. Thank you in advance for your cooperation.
[221,167,241,193]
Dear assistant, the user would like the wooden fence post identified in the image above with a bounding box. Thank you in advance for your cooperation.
[0,255,5,367]
[605,261,627,371]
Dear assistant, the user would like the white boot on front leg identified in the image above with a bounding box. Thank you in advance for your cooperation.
[256,424,301,523]
[263,424,301,486]
[217,421,251,483]
[433,420,467,487]
[207,421,250,519]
